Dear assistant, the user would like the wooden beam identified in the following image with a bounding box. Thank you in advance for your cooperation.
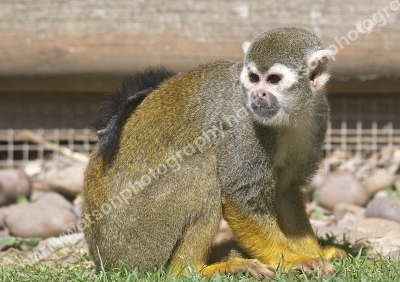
[0,0,399,82]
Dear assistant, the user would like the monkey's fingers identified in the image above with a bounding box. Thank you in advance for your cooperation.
[245,259,276,281]
[200,258,275,281]
[291,257,335,275]
[323,245,347,260]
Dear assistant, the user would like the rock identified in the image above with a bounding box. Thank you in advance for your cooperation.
[34,232,86,255]
[395,178,400,191]
[362,169,395,197]
[366,198,400,223]
[305,173,326,202]
[32,181,53,192]
[310,217,366,242]
[389,149,400,175]
[306,202,332,220]
[0,169,32,206]
[333,203,366,221]
[318,170,370,210]
[310,173,326,190]
[73,203,82,218]
[29,233,88,266]
[4,203,77,239]
[23,160,43,178]
[337,213,362,229]
[0,207,9,225]
[0,207,10,237]
[30,183,56,202]
[349,218,400,259]
[208,219,245,264]
[0,226,9,237]
[34,192,74,210]
[44,163,85,197]
[213,219,234,245]
[373,190,390,198]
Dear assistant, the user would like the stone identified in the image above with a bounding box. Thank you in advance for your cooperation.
[349,218,400,260]
[366,198,400,223]
[208,219,244,264]
[0,169,32,206]
[362,169,395,197]
[0,207,9,225]
[0,226,9,237]
[4,203,77,239]
[306,202,332,220]
[318,170,370,210]
[305,173,326,202]
[395,178,400,191]
[73,203,82,218]
[30,181,56,202]
[34,192,74,210]
[32,181,53,193]
[310,173,326,190]
[373,190,390,198]
[333,202,366,221]
[29,233,88,266]
[44,163,85,197]
[337,213,360,229]
[0,207,10,237]
[34,232,86,255]
[213,219,234,245]
[23,160,43,178]
[310,217,366,242]
[389,149,400,175]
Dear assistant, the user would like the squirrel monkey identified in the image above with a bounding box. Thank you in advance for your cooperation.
[83,27,344,280]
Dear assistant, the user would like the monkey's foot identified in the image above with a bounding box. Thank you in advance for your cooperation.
[291,257,335,275]
[201,258,275,281]
[323,245,347,260]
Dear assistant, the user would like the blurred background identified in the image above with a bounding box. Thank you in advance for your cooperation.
[0,0,399,170]
[0,0,400,261]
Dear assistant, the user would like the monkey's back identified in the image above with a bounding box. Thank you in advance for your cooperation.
[82,60,241,270]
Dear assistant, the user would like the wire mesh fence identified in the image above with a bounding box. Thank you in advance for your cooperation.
[0,122,399,173]
[322,122,400,177]
[0,129,95,168]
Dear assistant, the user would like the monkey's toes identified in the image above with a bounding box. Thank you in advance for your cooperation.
[246,260,276,281]
[292,257,335,275]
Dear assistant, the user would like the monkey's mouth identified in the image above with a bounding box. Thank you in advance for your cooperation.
[250,93,280,118]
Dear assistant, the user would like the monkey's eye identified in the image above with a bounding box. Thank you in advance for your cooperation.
[249,73,260,83]
[267,75,281,84]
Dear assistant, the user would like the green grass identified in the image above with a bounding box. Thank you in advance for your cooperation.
[1,253,399,282]
[1,235,399,282]
[1,256,400,282]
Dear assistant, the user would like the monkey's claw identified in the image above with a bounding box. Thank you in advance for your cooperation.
[291,257,335,275]
[245,259,276,281]
[201,258,275,281]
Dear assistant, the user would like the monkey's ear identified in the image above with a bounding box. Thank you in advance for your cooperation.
[242,41,251,54]
[307,49,336,88]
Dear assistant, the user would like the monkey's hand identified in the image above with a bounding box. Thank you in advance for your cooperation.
[290,245,346,275]
[200,258,275,281]
[291,257,334,275]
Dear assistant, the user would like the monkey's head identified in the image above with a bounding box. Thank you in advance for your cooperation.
[240,27,335,126]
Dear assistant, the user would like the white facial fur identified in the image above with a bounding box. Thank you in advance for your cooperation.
[240,62,298,126]
[240,44,334,126]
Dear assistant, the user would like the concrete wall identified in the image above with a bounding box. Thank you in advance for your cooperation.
[1,0,399,83]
